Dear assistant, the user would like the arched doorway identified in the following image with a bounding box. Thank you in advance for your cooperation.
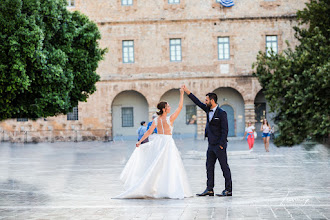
[220,104,235,137]
[213,87,245,137]
[254,90,274,138]
[111,91,149,140]
[160,89,196,138]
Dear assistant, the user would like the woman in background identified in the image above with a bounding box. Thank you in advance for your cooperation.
[243,121,255,152]
[261,119,271,152]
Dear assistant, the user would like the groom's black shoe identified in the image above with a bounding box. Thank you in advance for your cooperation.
[196,189,214,196]
[216,190,232,197]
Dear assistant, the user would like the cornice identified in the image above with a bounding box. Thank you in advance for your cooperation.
[97,14,297,26]
[99,72,256,82]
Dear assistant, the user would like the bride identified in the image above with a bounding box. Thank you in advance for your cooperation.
[114,87,193,199]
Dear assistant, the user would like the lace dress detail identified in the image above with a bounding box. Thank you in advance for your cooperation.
[153,116,173,135]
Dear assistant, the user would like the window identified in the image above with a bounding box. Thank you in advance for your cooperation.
[67,107,78,120]
[266,35,278,56]
[186,105,197,125]
[168,0,180,4]
[121,0,133,6]
[122,40,134,63]
[255,103,266,123]
[218,37,230,60]
[17,118,28,122]
[170,39,182,62]
[67,0,75,7]
[122,107,134,127]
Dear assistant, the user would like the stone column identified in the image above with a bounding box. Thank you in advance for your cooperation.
[108,105,113,141]
[148,107,158,121]
[244,101,255,125]
[196,108,206,140]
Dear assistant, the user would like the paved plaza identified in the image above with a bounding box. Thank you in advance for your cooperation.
[0,138,329,219]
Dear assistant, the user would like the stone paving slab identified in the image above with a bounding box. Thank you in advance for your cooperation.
[0,139,329,219]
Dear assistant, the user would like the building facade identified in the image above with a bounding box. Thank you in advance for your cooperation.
[0,0,308,142]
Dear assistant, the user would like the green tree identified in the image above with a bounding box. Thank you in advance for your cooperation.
[0,0,106,120]
[253,0,330,146]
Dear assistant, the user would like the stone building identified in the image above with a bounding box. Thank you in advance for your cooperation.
[0,0,308,142]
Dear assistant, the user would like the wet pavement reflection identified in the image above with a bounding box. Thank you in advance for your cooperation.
[0,139,329,219]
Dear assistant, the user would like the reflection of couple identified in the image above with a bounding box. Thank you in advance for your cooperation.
[114,85,232,199]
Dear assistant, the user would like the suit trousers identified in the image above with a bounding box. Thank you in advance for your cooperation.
[206,144,232,192]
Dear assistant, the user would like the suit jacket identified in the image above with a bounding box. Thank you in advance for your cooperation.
[188,93,228,147]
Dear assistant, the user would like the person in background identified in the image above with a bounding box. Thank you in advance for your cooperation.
[147,114,158,134]
[261,119,271,152]
[187,115,197,124]
[243,121,255,152]
[137,121,148,144]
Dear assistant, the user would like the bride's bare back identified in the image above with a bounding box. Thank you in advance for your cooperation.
[155,116,173,135]
[136,88,184,147]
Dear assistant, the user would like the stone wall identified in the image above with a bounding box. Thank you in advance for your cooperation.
[0,0,309,142]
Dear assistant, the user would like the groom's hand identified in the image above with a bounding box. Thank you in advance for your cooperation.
[182,85,191,95]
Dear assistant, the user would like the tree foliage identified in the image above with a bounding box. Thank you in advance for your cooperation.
[0,0,106,120]
[253,0,330,146]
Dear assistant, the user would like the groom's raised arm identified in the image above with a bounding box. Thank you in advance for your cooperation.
[183,85,207,112]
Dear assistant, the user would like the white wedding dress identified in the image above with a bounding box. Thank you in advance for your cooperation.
[114,116,193,199]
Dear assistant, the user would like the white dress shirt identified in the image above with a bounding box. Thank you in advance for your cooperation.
[208,105,218,121]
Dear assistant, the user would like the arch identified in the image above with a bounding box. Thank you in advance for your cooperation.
[251,79,264,102]
[208,79,249,103]
[254,89,275,138]
[213,87,245,137]
[110,88,151,108]
[254,89,267,103]
[111,90,149,140]
[159,88,183,102]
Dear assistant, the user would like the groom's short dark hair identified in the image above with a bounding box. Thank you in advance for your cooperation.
[206,93,218,103]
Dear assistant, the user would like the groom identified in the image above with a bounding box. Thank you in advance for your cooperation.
[182,85,232,196]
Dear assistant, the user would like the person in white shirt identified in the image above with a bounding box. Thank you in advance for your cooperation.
[243,121,255,151]
[260,119,271,152]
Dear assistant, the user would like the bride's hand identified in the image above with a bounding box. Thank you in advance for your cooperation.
[136,142,141,147]
[180,88,184,95]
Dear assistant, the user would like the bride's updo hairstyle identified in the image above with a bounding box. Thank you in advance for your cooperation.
[156,101,168,116]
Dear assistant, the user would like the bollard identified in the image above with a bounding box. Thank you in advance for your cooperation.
[105,131,109,142]
[75,130,78,142]
[24,131,28,143]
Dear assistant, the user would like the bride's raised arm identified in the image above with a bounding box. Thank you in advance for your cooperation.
[170,88,184,123]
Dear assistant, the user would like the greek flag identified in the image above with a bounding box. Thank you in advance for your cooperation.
[218,0,234,7]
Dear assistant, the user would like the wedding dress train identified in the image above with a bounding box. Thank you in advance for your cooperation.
[114,116,192,199]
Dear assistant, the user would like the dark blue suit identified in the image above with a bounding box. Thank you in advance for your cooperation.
[188,93,232,192]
